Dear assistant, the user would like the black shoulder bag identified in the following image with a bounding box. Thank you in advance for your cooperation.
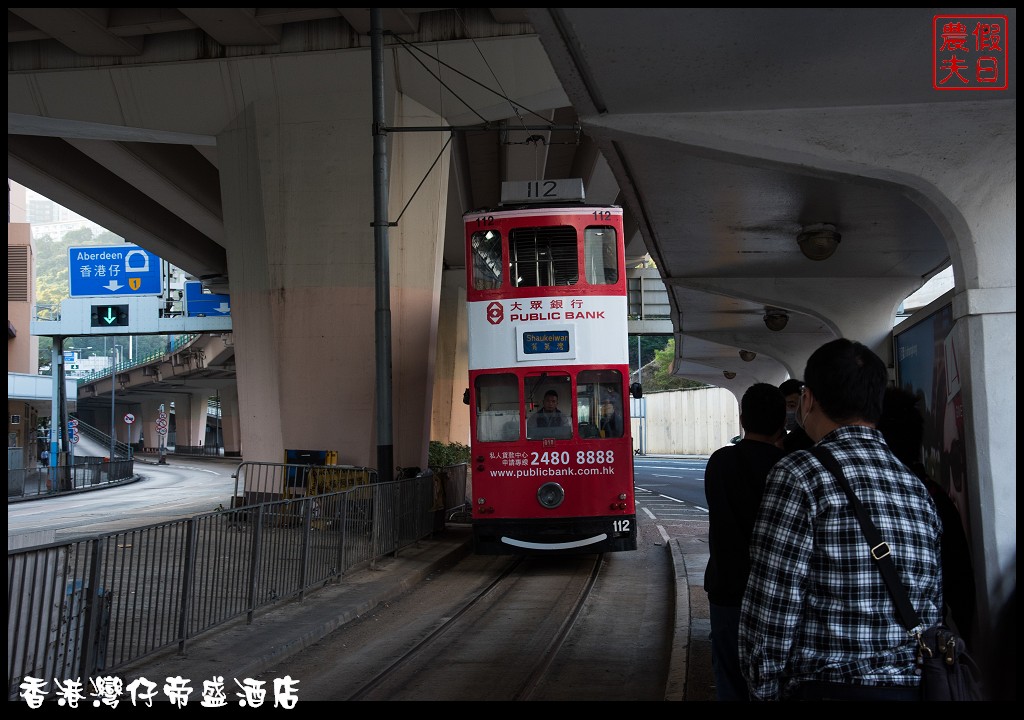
[810,447,984,701]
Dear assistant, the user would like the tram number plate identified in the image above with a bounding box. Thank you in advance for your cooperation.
[611,519,631,534]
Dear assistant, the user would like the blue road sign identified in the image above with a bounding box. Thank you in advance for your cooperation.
[184,280,231,317]
[69,245,163,297]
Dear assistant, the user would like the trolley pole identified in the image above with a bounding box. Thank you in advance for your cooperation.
[370,8,394,483]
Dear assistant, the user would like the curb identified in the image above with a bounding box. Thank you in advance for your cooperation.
[665,538,690,701]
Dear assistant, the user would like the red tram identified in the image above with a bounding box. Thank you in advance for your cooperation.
[465,179,638,555]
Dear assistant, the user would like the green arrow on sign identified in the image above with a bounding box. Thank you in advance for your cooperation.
[90,304,129,327]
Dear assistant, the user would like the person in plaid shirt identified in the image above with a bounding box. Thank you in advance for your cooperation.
[739,339,943,701]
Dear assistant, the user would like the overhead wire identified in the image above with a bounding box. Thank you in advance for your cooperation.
[383,13,577,220]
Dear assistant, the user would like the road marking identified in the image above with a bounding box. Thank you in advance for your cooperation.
[173,466,221,475]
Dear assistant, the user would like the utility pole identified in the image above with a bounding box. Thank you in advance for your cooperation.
[371,9,394,483]
[110,345,120,460]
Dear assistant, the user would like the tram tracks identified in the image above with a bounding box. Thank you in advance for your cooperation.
[252,517,672,701]
[343,554,605,701]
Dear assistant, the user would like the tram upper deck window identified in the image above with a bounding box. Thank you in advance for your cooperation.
[584,227,618,285]
[471,229,503,290]
[510,226,578,288]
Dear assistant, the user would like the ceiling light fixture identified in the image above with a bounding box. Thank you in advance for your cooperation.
[739,350,757,362]
[763,307,789,332]
[723,370,737,380]
[797,223,841,261]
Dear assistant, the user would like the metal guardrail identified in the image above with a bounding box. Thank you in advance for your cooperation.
[74,418,132,460]
[231,460,467,523]
[74,334,198,385]
[431,463,469,518]
[232,461,379,506]
[7,458,135,500]
[6,468,442,700]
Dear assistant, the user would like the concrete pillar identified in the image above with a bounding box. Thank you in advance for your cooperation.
[947,180,1016,621]
[172,396,191,451]
[432,271,470,447]
[217,56,448,477]
[140,399,164,452]
[388,94,451,472]
[188,391,210,448]
[219,386,242,457]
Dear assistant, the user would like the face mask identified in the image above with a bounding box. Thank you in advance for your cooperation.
[785,410,798,432]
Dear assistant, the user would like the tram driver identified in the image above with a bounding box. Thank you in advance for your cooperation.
[527,390,572,439]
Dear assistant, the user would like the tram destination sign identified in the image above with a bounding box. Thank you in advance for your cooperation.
[500,178,585,204]
[522,330,571,355]
[69,244,163,297]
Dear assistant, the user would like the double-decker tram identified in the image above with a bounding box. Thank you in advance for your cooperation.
[465,178,638,555]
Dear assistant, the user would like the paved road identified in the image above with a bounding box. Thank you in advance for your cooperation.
[7,455,239,549]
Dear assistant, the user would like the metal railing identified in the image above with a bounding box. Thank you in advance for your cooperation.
[7,457,135,500]
[7,467,438,700]
[75,418,132,460]
[431,463,469,519]
[74,334,199,385]
[165,444,222,458]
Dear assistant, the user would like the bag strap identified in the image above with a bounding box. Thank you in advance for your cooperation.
[809,446,922,632]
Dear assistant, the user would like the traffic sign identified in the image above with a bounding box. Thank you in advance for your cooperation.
[90,304,130,327]
[71,433,80,444]
[158,411,167,420]
[69,244,163,297]
[184,281,231,317]
[124,413,136,424]
[68,418,79,429]
[156,427,167,436]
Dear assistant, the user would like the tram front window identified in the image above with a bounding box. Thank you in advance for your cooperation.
[525,372,573,440]
[475,373,520,441]
[578,370,625,439]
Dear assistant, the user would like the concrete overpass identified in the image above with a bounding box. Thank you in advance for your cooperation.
[8,9,1015,611]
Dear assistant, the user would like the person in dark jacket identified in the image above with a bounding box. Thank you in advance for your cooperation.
[877,386,977,645]
[704,382,786,700]
[779,378,815,453]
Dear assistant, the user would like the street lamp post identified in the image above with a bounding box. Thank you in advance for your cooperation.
[110,344,123,459]
[215,389,221,457]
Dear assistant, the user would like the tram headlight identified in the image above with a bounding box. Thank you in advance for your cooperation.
[537,482,565,509]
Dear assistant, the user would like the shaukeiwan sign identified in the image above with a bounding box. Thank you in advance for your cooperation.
[68,245,163,297]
